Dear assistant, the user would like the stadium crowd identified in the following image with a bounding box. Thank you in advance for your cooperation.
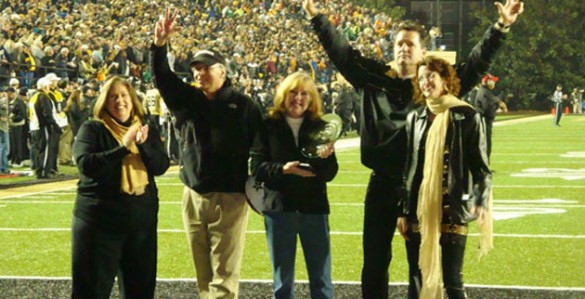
[0,0,398,175]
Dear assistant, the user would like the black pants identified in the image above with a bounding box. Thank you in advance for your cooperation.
[405,227,468,299]
[361,172,401,299]
[33,127,50,178]
[554,103,563,125]
[9,125,27,164]
[484,117,494,159]
[71,217,157,299]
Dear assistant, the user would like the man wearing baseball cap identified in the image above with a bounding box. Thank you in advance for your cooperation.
[151,7,265,299]
[32,77,61,179]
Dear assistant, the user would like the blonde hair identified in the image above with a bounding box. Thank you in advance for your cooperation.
[268,72,323,120]
[92,76,145,121]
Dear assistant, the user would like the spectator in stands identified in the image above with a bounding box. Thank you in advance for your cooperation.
[71,76,169,299]
[397,55,492,299]
[55,47,76,80]
[41,46,56,77]
[250,72,338,299]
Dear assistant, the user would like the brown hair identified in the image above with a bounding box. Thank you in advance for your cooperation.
[413,56,461,104]
[393,20,429,48]
[92,76,145,121]
[268,72,323,120]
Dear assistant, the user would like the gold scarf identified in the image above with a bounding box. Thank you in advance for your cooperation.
[418,94,493,298]
[101,114,149,196]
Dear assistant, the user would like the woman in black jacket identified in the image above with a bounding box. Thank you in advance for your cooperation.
[397,56,493,299]
[251,72,338,299]
[71,76,169,299]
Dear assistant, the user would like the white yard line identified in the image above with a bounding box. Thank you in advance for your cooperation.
[1,200,584,209]
[1,227,584,239]
[0,276,583,291]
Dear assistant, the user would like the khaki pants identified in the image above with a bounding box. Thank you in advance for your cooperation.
[58,126,73,164]
[182,187,249,299]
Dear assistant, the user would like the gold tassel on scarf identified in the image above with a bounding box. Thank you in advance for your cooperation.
[101,114,149,195]
[479,186,494,258]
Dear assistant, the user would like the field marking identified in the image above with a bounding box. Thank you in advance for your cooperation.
[511,168,585,180]
[561,152,585,158]
[493,161,585,164]
[0,276,583,291]
[327,183,585,189]
[493,114,552,126]
[1,227,584,239]
[1,199,584,208]
[493,153,574,156]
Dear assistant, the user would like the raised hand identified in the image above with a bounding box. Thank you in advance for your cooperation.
[302,0,319,18]
[495,0,525,26]
[154,7,183,47]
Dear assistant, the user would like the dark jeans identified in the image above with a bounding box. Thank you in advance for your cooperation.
[71,216,157,299]
[405,227,468,299]
[264,212,333,299]
[361,172,401,299]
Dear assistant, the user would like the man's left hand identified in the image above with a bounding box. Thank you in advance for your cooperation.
[495,0,525,26]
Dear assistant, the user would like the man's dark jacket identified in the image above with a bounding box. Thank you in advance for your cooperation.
[474,85,500,120]
[310,14,505,178]
[151,45,264,194]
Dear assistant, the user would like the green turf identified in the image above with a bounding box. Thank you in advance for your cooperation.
[1,114,584,289]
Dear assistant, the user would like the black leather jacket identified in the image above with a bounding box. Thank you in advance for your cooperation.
[400,106,492,223]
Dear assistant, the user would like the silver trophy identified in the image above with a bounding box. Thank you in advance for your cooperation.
[301,113,343,158]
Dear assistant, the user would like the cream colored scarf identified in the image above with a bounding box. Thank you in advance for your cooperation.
[101,114,149,195]
[418,94,493,298]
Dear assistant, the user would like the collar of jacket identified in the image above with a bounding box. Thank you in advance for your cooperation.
[418,106,471,122]
[212,84,236,103]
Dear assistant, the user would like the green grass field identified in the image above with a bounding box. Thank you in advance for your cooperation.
[1,114,584,289]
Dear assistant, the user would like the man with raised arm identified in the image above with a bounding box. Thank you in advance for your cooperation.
[150,8,265,299]
[302,0,524,298]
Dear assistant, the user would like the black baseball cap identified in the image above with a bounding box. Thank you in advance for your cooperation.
[190,49,226,67]
[4,87,16,93]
